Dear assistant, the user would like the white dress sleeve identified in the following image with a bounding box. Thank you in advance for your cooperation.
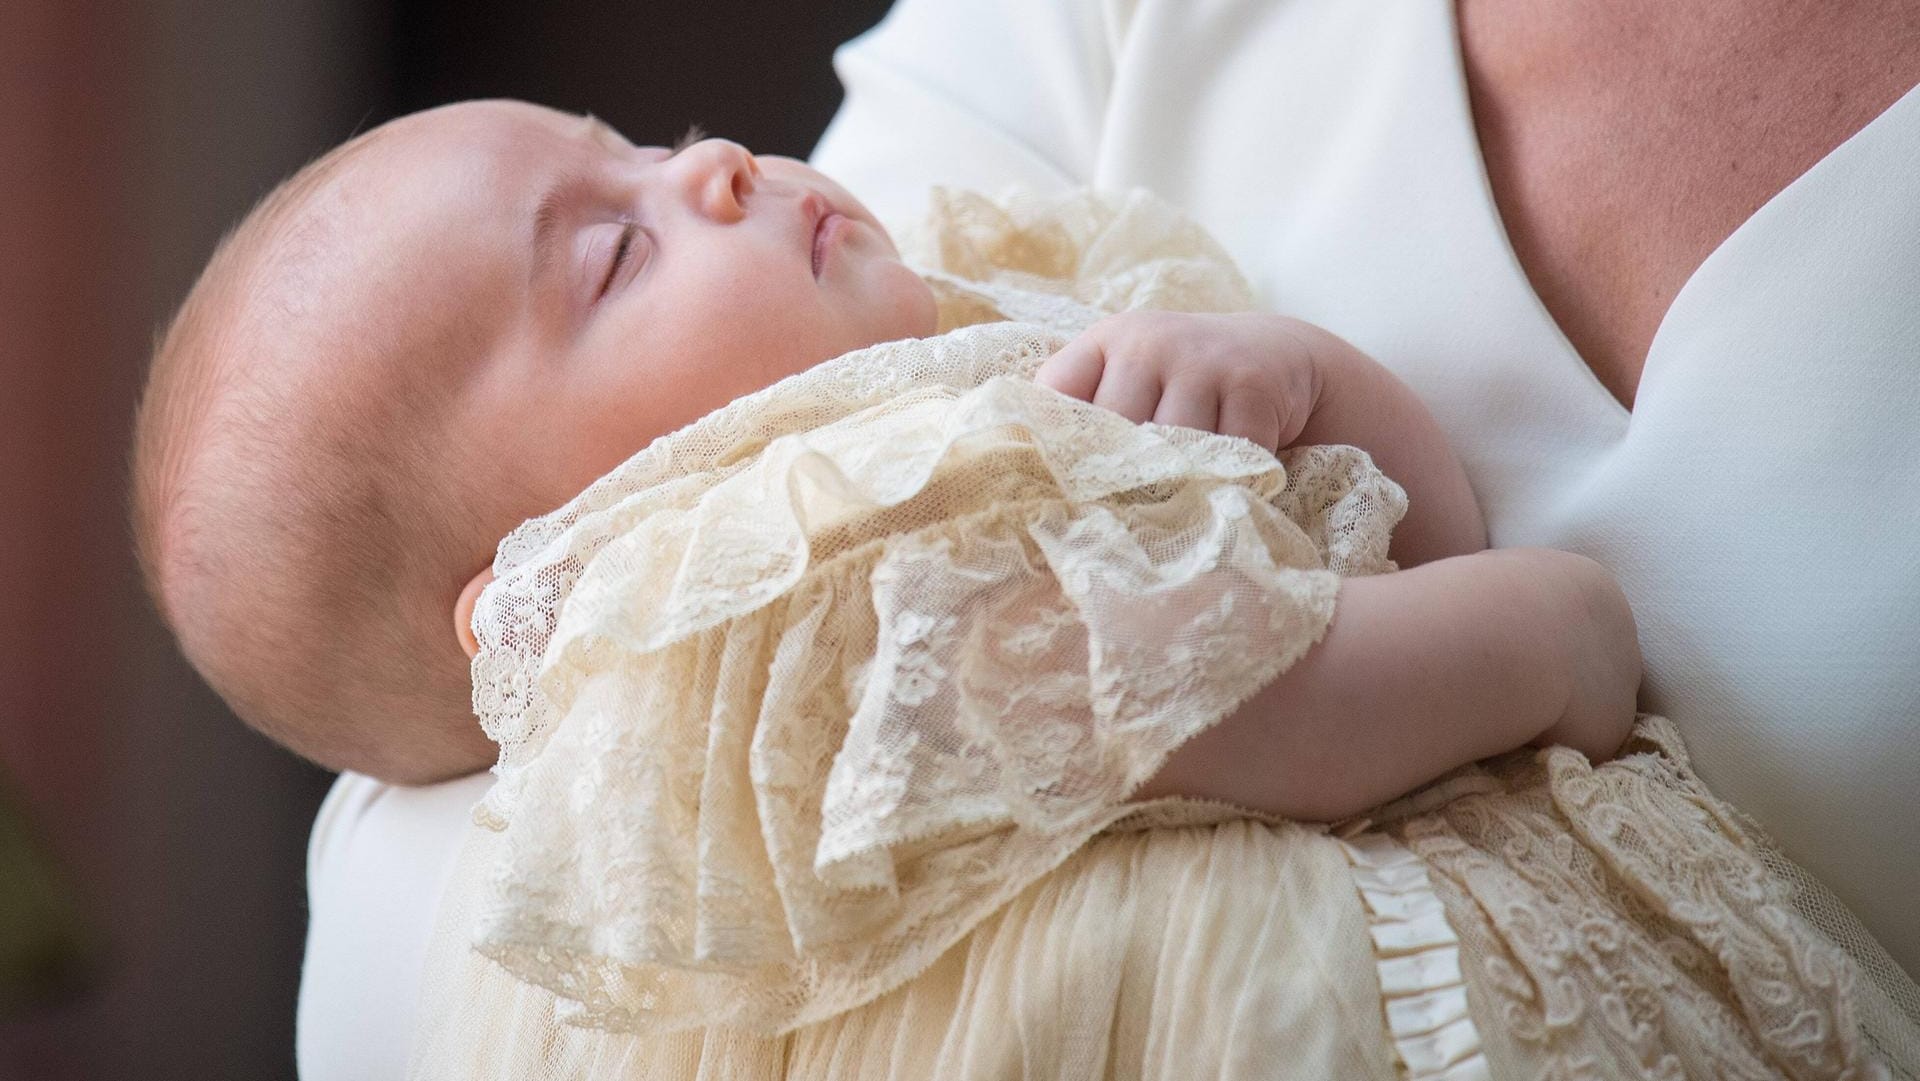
[809,0,1130,222]
[295,770,492,1081]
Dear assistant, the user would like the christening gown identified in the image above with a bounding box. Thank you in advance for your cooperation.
[408,190,1920,1081]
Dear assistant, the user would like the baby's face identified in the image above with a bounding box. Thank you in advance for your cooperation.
[309,100,936,519]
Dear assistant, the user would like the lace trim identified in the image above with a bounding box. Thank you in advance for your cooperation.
[1337,830,1492,1081]
[899,186,1257,331]
[469,322,1072,830]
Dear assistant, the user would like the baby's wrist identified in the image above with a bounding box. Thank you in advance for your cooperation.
[1533,551,1642,761]
[1283,322,1376,447]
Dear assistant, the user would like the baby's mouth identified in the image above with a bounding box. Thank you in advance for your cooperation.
[811,212,845,278]
[805,191,846,279]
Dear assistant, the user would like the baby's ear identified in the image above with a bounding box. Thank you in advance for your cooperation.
[453,567,496,659]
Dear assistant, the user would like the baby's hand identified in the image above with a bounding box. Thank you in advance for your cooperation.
[1042,309,1491,568]
[1034,311,1333,453]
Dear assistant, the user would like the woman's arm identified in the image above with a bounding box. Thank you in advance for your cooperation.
[1133,546,1643,822]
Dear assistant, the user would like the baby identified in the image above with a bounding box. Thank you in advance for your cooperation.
[131,98,1631,797]
[133,100,940,783]
[133,101,1910,1078]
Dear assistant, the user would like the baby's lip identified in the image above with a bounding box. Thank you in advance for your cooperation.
[801,190,842,279]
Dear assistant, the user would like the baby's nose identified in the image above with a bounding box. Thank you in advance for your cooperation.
[673,138,758,223]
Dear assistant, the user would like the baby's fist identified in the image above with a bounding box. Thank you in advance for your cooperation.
[1034,311,1326,453]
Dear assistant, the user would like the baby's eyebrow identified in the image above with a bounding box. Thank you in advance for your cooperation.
[529,167,597,290]
[528,117,648,292]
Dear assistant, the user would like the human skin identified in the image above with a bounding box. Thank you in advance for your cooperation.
[1456,0,1920,411]
[390,104,1638,814]
[304,102,935,506]
[1037,310,1487,570]
[448,289,1642,819]
[1030,0,1920,820]
[281,100,939,646]
[291,11,1918,1074]
[435,105,939,518]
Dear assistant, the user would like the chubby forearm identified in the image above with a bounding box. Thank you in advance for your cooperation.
[1132,547,1640,822]
[1289,323,1487,567]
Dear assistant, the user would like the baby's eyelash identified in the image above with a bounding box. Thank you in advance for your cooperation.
[601,224,637,297]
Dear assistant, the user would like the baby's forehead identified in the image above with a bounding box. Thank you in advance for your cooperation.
[262,101,582,258]
[335,100,602,210]
[230,104,578,343]
[193,98,643,442]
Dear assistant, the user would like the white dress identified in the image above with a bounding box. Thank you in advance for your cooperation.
[297,2,1920,1077]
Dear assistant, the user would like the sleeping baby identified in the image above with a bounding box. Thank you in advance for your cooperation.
[131,101,1915,1079]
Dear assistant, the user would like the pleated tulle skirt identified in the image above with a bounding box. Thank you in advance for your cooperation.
[414,816,1407,1080]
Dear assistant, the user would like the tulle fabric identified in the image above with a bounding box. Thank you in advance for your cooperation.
[413,802,1406,1080]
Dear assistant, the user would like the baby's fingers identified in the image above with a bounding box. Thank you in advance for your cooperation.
[1151,377,1219,435]
[1217,390,1283,453]
[1035,337,1106,401]
[1036,335,1161,423]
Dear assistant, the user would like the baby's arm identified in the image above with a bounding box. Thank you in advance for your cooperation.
[1039,313,1640,819]
[1131,546,1641,821]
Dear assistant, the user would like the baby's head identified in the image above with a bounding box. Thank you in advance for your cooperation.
[131,100,936,784]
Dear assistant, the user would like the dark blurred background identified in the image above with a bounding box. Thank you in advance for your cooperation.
[0,1,892,1076]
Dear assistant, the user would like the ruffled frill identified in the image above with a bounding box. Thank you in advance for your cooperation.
[1377,717,1897,1080]
[1336,830,1491,1081]
[898,185,1258,332]
[470,322,1075,830]
[465,360,1405,1034]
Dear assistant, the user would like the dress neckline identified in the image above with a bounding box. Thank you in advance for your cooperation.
[1436,0,1920,422]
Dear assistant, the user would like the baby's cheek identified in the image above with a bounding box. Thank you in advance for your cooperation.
[896,267,939,337]
[865,260,938,342]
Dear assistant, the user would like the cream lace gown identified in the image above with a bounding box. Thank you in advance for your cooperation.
[409,192,1918,1080]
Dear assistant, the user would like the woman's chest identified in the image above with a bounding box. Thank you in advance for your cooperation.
[1098,0,1920,519]
[1455,0,1920,410]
